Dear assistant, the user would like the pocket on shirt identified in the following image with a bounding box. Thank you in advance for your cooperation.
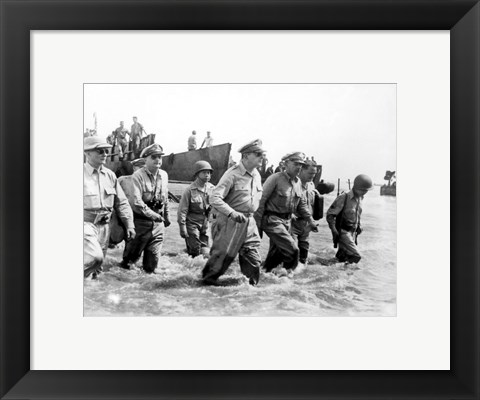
[234,182,250,193]
[275,190,290,208]
[103,186,116,208]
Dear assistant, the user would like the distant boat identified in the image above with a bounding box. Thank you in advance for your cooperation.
[105,134,232,186]
[380,170,396,196]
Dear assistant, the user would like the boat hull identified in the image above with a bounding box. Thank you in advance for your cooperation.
[161,143,232,185]
[380,185,396,196]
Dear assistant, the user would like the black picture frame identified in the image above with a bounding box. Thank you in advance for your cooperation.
[1,1,478,399]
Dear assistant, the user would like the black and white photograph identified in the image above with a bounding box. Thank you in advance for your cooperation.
[83,83,396,317]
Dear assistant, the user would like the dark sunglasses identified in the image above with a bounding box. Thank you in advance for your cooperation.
[94,148,109,155]
[253,152,265,157]
[150,154,162,160]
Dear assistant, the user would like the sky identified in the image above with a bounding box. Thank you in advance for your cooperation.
[84,84,396,184]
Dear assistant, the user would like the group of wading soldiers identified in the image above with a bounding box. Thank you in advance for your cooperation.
[84,136,373,285]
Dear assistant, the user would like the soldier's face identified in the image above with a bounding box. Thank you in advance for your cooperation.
[300,166,317,182]
[197,170,211,183]
[353,188,369,198]
[85,148,108,169]
[145,154,162,172]
[285,160,303,177]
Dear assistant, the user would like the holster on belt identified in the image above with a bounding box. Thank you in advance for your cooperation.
[84,210,111,225]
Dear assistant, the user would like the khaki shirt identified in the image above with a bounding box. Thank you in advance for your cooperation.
[83,163,134,229]
[115,127,129,141]
[294,181,315,217]
[188,135,197,150]
[255,171,313,223]
[128,167,169,221]
[326,190,362,231]
[177,181,215,227]
[210,161,263,216]
[131,122,144,138]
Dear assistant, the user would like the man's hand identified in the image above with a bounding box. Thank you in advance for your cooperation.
[331,227,339,243]
[126,228,136,241]
[180,226,189,239]
[309,222,318,232]
[229,211,247,223]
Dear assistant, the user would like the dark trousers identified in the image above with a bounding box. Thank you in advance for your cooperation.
[122,218,164,272]
[262,215,299,271]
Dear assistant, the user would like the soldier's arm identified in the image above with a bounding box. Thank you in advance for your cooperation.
[210,173,235,216]
[113,179,135,230]
[326,194,344,229]
[254,175,275,226]
[177,189,192,229]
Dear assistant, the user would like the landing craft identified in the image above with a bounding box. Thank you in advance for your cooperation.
[105,134,232,186]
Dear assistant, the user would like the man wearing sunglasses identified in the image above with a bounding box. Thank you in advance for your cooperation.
[120,143,171,274]
[255,151,318,277]
[83,136,135,279]
[202,139,266,286]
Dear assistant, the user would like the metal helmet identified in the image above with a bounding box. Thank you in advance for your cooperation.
[194,160,213,176]
[353,174,374,191]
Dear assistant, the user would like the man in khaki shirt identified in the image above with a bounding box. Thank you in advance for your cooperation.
[83,137,135,279]
[202,139,266,286]
[255,152,317,275]
[121,144,171,273]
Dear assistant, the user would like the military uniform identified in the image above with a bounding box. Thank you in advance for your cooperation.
[83,138,134,278]
[290,180,316,264]
[255,152,315,272]
[177,180,215,257]
[130,120,145,157]
[188,133,197,151]
[326,190,363,263]
[114,125,130,158]
[202,140,265,285]
[121,144,170,273]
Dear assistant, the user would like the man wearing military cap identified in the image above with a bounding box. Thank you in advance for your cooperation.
[255,151,318,275]
[177,160,215,257]
[202,139,265,285]
[83,136,135,279]
[120,143,171,273]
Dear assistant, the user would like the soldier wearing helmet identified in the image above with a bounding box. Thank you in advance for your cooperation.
[177,160,215,257]
[326,174,374,265]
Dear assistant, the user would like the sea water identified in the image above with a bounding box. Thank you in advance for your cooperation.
[84,188,396,317]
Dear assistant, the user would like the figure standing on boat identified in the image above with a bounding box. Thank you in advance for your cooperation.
[131,116,146,157]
